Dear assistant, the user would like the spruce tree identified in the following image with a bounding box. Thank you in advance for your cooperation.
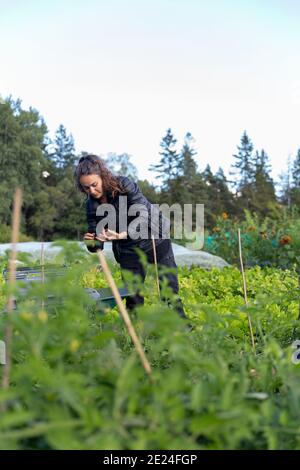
[215,167,236,216]
[278,156,292,209]
[202,166,235,225]
[291,149,300,207]
[291,149,300,187]
[231,131,255,212]
[252,149,277,216]
[149,128,180,191]
[180,132,197,180]
[52,124,76,169]
[231,131,254,187]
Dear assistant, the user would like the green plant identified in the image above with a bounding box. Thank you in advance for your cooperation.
[205,211,300,270]
[0,244,300,450]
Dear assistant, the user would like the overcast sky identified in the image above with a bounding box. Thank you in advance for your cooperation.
[1,0,299,184]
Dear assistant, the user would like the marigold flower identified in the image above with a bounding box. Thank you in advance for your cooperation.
[221,212,229,220]
[279,235,292,245]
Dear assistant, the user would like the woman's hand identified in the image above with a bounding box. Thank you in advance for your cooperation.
[84,232,97,240]
[83,231,107,242]
[96,229,127,241]
[84,230,127,242]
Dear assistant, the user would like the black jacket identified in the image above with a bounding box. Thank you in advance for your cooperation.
[85,176,166,261]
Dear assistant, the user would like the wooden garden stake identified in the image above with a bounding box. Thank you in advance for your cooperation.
[2,188,22,391]
[238,228,256,354]
[151,235,161,299]
[96,250,154,382]
[298,273,300,320]
[0,341,5,366]
[41,242,45,310]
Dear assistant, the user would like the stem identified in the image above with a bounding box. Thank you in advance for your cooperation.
[298,273,300,321]
[2,188,22,391]
[97,250,154,382]
[151,235,161,299]
[238,228,256,354]
[41,242,45,310]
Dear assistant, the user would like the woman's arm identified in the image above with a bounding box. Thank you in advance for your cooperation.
[85,199,104,252]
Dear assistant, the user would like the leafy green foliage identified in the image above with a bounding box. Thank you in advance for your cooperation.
[0,244,299,450]
[205,211,300,269]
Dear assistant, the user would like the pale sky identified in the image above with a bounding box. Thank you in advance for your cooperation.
[1,0,299,185]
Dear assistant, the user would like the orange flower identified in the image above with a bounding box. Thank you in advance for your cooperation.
[221,212,229,220]
[279,235,292,245]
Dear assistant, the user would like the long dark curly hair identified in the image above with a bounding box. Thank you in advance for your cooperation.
[74,154,125,197]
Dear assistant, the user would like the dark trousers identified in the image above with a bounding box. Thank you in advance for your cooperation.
[117,239,186,318]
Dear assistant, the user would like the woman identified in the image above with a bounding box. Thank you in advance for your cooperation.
[74,154,186,318]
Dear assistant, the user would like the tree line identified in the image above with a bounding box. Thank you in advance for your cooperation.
[0,96,299,242]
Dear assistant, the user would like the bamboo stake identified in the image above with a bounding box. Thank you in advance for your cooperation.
[238,228,256,354]
[40,242,45,310]
[0,341,5,366]
[96,250,153,382]
[298,273,300,321]
[151,235,161,299]
[2,188,22,390]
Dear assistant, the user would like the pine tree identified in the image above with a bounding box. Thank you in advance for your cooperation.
[203,164,215,186]
[149,128,180,190]
[291,149,300,187]
[202,166,235,225]
[215,167,236,216]
[52,124,76,168]
[290,149,300,208]
[170,132,198,206]
[231,131,254,188]
[278,156,292,208]
[180,132,197,180]
[231,131,255,212]
[252,149,277,216]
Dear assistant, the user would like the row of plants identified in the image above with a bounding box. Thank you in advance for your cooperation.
[204,209,300,269]
[0,244,299,450]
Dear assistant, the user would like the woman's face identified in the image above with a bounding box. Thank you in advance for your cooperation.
[80,174,103,199]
